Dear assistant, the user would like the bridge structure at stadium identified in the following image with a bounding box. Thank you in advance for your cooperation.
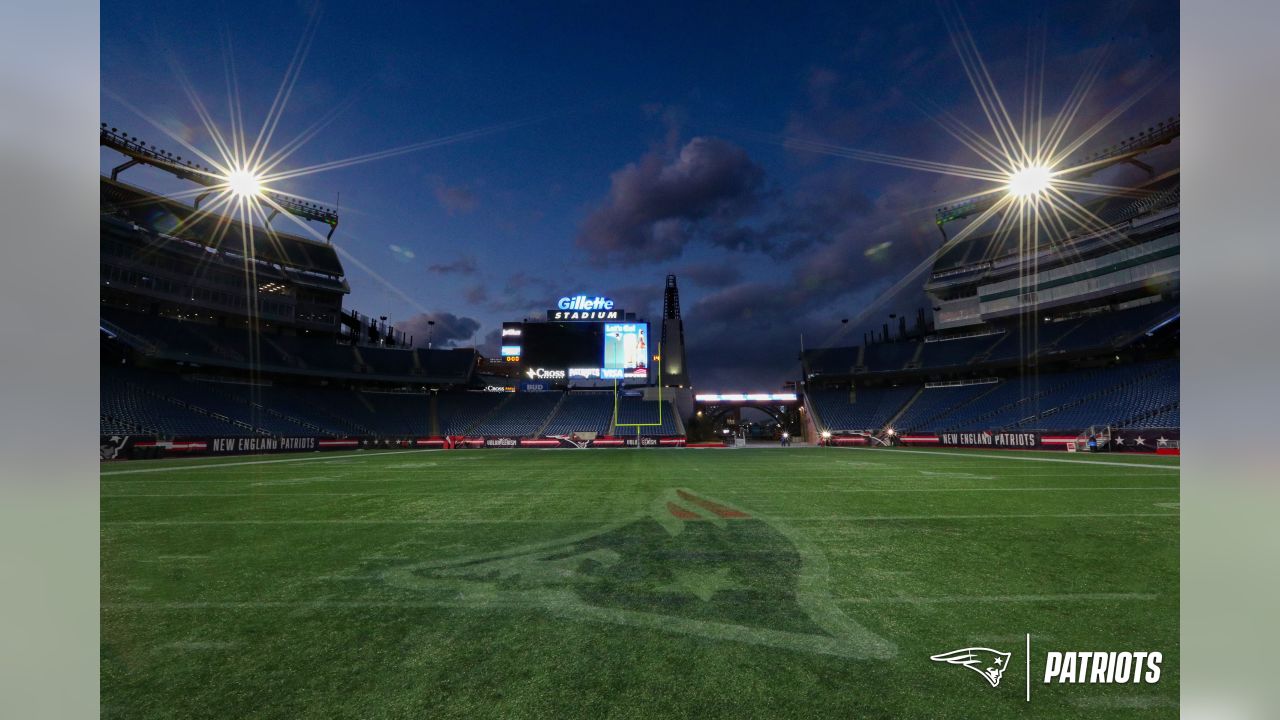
[690,393,803,440]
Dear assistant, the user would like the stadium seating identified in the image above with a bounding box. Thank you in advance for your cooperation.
[616,398,681,436]
[803,356,1178,434]
[808,385,918,432]
[802,346,859,375]
[860,342,918,372]
[134,374,317,436]
[469,393,562,437]
[101,365,252,436]
[1120,405,1179,429]
[102,362,700,440]
[358,392,433,436]
[892,383,997,432]
[100,307,474,383]
[928,370,1103,430]
[1014,360,1179,430]
[1050,302,1178,354]
[103,364,444,437]
[249,385,370,436]
[829,300,1179,374]
[916,334,1003,369]
[909,360,1178,432]
[437,393,507,435]
[542,392,614,436]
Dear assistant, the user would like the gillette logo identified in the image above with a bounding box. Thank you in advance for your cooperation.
[557,295,614,311]
[1043,651,1162,684]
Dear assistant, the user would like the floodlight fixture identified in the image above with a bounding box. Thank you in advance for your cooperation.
[1006,165,1052,198]
[226,169,263,198]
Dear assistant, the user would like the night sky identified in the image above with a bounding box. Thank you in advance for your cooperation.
[101,0,1178,390]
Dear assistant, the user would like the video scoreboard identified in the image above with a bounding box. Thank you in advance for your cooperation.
[501,295,652,387]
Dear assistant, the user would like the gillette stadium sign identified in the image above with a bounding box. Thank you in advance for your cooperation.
[549,295,623,321]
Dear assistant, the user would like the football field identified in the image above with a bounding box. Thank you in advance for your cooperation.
[101,447,1179,719]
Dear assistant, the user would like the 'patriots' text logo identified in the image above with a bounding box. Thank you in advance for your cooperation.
[930,647,1012,687]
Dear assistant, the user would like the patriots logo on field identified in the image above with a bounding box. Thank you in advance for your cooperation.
[930,647,1012,687]
[374,488,897,660]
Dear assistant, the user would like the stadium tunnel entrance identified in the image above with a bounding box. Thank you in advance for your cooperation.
[693,394,804,443]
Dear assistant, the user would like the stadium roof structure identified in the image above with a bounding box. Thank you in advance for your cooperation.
[100,124,341,240]
[101,176,345,278]
[929,169,1180,276]
[933,117,1180,229]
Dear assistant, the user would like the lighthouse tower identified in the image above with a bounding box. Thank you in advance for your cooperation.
[660,275,690,388]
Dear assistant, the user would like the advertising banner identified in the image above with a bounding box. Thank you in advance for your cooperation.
[896,429,1180,453]
[102,435,445,460]
[897,431,1047,449]
[829,435,870,446]
[102,433,687,460]
[935,431,1041,448]
[459,436,687,449]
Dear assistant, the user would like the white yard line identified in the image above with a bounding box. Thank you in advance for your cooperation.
[102,486,1179,498]
[100,449,433,476]
[785,512,1178,521]
[840,446,1180,470]
[102,511,1178,526]
[104,592,1160,612]
[159,641,239,650]
[102,472,1178,485]
[836,592,1158,604]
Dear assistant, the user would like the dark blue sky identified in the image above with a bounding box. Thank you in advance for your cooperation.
[101,0,1178,389]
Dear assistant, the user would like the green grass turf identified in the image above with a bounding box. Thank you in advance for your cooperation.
[101,447,1179,719]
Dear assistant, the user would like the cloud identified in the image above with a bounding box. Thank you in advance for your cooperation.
[503,271,557,296]
[427,256,478,275]
[672,169,963,390]
[681,276,902,391]
[448,271,561,317]
[428,175,478,216]
[576,136,765,264]
[673,261,742,289]
[640,101,687,151]
[577,135,888,267]
[607,283,664,321]
[475,328,502,358]
[805,67,841,110]
[398,312,481,348]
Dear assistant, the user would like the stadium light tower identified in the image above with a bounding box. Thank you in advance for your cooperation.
[226,168,263,198]
[1007,165,1052,198]
[99,126,341,239]
[776,0,1180,335]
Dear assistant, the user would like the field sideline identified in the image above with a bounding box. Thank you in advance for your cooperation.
[101,447,1178,719]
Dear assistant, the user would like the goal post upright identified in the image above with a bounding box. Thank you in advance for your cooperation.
[612,342,663,443]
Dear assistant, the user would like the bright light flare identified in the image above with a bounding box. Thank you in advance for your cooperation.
[226,168,263,198]
[1007,165,1052,198]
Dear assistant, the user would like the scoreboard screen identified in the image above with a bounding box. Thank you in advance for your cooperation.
[602,323,648,371]
[518,321,650,384]
[520,322,605,369]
